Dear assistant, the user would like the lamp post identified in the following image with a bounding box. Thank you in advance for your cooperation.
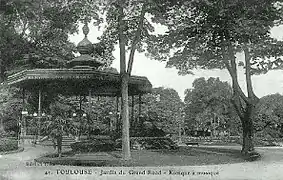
[109,112,113,134]
[72,113,79,141]
[32,112,38,143]
[73,112,87,140]
[179,112,186,144]
[116,112,120,132]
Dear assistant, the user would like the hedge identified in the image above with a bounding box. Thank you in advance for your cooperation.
[0,138,18,152]
[70,138,115,153]
[115,137,179,150]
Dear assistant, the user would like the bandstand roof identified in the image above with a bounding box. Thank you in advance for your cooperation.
[7,68,152,96]
[7,22,152,97]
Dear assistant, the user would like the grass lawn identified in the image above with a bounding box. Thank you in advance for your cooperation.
[35,146,247,167]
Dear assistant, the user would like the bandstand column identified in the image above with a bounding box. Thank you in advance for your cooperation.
[20,88,27,146]
[79,96,82,110]
[88,89,92,113]
[116,96,120,132]
[22,88,26,136]
[37,88,42,140]
[131,95,134,133]
[88,90,92,138]
[138,94,142,124]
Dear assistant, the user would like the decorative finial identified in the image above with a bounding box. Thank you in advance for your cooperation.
[82,21,89,37]
[76,21,93,55]
[66,18,104,69]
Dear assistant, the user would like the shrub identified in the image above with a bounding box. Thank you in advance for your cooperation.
[0,138,18,152]
[115,137,179,150]
[70,138,115,152]
[0,129,7,138]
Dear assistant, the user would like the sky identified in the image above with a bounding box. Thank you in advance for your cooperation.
[69,22,283,101]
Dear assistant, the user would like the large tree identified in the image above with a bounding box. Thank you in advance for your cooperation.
[138,87,183,134]
[147,0,283,154]
[0,84,22,134]
[184,77,240,136]
[0,0,105,80]
[97,0,169,159]
[254,93,283,138]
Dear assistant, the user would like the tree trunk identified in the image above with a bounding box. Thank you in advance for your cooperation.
[223,44,257,155]
[118,0,131,160]
[117,1,146,160]
[121,73,131,160]
[241,104,255,154]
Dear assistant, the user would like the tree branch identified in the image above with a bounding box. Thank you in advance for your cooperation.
[118,0,126,74]
[223,45,249,104]
[243,44,259,103]
[20,19,28,38]
[127,3,147,75]
[254,121,271,132]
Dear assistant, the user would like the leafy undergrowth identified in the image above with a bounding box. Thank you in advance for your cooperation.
[70,139,115,153]
[0,138,18,152]
[35,146,246,167]
[115,137,179,150]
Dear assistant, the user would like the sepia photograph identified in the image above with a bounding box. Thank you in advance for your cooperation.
[0,0,283,179]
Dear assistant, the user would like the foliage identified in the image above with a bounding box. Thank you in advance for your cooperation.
[0,129,7,138]
[0,138,18,152]
[0,0,116,81]
[146,0,283,153]
[137,87,183,134]
[254,93,283,138]
[0,0,79,78]
[115,137,178,150]
[147,0,283,73]
[133,121,166,137]
[40,99,77,157]
[184,77,240,136]
[66,95,116,136]
[0,84,22,134]
[42,99,77,136]
[70,138,115,152]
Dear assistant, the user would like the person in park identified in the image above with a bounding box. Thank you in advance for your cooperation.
[39,115,65,157]
[50,117,64,157]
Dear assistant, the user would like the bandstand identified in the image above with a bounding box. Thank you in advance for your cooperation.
[7,22,152,144]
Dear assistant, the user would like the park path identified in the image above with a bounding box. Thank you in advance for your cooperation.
[0,145,283,180]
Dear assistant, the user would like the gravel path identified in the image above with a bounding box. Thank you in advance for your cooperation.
[0,145,283,180]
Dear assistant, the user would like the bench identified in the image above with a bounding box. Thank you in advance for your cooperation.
[185,142,199,146]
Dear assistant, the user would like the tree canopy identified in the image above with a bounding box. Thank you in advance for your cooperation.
[139,87,183,133]
[254,93,283,138]
[184,77,240,136]
[146,0,283,154]
[0,0,117,81]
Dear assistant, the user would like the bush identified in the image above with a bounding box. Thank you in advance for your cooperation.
[0,129,8,138]
[70,138,115,153]
[115,137,179,150]
[0,138,18,152]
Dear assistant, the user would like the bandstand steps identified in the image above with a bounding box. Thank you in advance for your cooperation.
[38,136,76,147]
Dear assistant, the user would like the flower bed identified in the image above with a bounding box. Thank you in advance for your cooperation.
[115,137,179,150]
[0,138,18,152]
